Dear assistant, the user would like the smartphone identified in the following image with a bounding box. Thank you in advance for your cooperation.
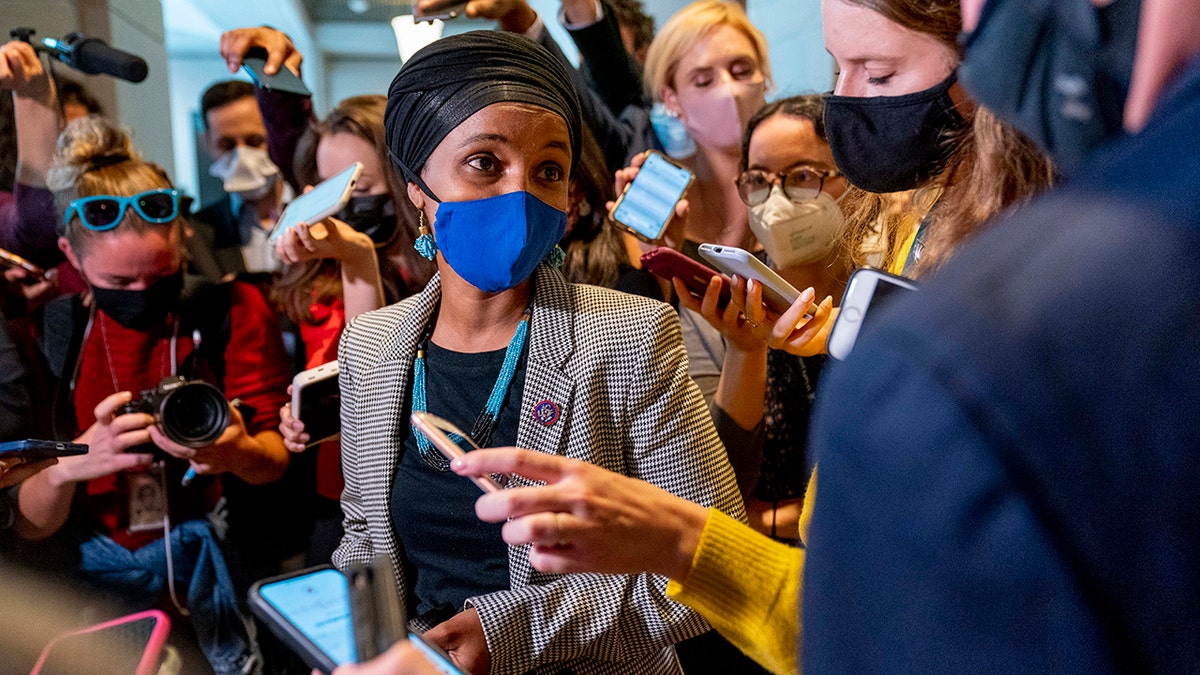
[241,47,312,97]
[270,162,363,244]
[0,439,88,462]
[409,412,507,493]
[640,247,730,308]
[610,151,694,242]
[409,633,466,674]
[826,267,918,361]
[698,243,820,317]
[414,0,469,21]
[346,556,406,662]
[31,609,171,675]
[248,566,357,674]
[292,362,340,448]
[0,246,48,283]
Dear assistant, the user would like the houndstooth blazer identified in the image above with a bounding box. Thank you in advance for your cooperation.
[332,264,746,674]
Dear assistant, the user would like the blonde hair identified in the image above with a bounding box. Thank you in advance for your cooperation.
[47,115,179,256]
[643,0,772,100]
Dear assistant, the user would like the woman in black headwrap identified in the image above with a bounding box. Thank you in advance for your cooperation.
[331,31,744,674]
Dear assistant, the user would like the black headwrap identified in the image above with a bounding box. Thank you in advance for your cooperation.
[384,31,582,203]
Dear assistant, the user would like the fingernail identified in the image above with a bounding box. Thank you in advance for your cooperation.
[451,458,466,470]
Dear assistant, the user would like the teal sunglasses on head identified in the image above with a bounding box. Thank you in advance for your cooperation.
[63,188,181,231]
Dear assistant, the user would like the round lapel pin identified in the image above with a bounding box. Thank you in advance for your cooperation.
[533,400,559,426]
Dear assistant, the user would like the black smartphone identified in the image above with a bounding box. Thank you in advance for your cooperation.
[248,566,357,674]
[291,362,341,448]
[414,0,469,21]
[0,439,88,462]
[241,47,312,97]
[827,267,918,360]
[346,556,406,662]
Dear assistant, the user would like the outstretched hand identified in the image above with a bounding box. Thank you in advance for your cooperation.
[453,447,709,581]
[219,26,303,76]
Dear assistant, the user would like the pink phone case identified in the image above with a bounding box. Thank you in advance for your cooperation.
[640,247,731,307]
[32,609,171,675]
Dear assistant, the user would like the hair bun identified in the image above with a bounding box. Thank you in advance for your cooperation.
[46,115,140,192]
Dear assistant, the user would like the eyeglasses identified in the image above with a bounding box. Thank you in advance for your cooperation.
[736,167,841,207]
[63,189,181,231]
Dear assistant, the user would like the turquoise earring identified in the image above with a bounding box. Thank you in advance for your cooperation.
[546,245,565,268]
[414,211,436,261]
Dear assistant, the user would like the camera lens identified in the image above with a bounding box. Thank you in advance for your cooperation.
[158,382,230,447]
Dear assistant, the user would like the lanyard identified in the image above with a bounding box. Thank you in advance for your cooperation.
[411,309,530,471]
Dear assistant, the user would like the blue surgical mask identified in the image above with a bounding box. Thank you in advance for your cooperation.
[650,102,696,160]
[959,0,1140,175]
[432,191,566,293]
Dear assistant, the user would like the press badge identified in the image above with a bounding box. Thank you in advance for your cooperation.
[127,465,166,533]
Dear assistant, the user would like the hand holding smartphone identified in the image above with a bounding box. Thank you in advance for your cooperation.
[291,362,340,448]
[270,162,363,244]
[640,247,730,308]
[410,412,508,493]
[698,244,819,317]
[610,151,694,242]
[241,47,312,97]
[0,247,49,283]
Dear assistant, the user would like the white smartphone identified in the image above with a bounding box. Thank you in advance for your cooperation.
[270,162,363,244]
[826,267,918,361]
[610,151,694,242]
[409,412,507,493]
[292,362,340,447]
[698,243,819,316]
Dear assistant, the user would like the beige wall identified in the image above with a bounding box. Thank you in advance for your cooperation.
[5,0,174,172]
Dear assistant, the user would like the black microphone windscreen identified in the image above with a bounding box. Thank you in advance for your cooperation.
[71,38,148,83]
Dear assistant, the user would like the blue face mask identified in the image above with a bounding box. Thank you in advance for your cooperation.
[432,191,567,293]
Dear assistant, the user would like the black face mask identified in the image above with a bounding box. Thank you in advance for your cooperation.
[92,270,184,331]
[823,73,967,193]
[336,194,398,247]
[959,0,1140,176]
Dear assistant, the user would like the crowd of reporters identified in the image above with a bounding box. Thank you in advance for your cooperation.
[1,0,1197,672]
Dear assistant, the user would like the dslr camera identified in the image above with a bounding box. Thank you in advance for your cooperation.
[118,376,231,453]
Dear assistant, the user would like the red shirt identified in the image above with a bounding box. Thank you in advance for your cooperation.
[299,296,346,501]
[72,282,291,548]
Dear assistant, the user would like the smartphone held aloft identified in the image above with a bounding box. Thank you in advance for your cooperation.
[610,151,694,242]
[270,162,363,244]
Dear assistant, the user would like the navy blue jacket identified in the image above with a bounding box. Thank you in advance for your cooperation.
[804,57,1200,673]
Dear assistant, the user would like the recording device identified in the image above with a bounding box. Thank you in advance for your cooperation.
[0,246,49,283]
[117,376,231,452]
[698,243,819,316]
[241,47,312,97]
[346,556,406,662]
[31,609,171,675]
[826,267,918,360]
[270,162,363,244]
[640,247,730,308]
[414,0,470,21]
[0,439,88,462]
[410,412,507,493]
[11,28,148,83]
[292,362,340,448]
[610,151,694,242]
[249,566,357,674]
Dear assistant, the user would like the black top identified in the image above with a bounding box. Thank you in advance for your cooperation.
[390,341,524,625]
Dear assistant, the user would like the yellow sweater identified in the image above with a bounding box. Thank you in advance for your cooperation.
[666,469,817,675]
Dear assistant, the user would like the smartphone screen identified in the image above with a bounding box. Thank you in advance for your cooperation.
[258,568,357,667]
[271,163,362,243]
[611,152,693,241]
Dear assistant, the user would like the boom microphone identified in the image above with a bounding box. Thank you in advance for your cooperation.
[10,29,148,83]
